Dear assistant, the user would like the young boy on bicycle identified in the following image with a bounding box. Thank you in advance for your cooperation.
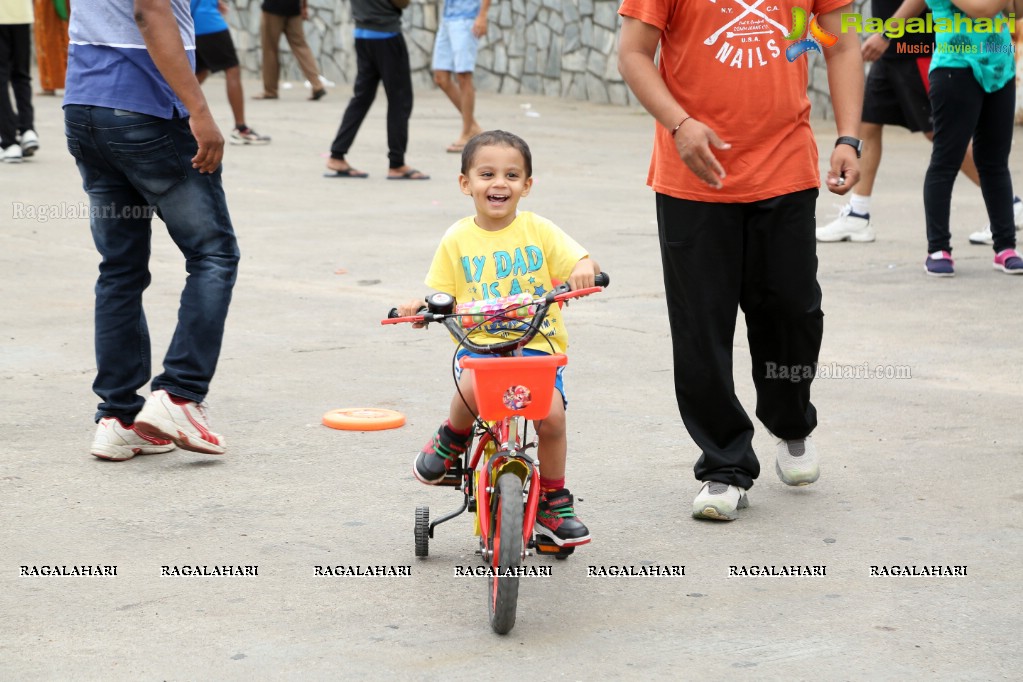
[396,130,601,548]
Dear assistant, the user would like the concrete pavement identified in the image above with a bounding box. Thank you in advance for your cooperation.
[1,80,1021,680]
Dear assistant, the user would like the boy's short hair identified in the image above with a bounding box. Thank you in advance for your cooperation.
[461,130,533,178]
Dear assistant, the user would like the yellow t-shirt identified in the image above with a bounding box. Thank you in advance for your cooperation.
[424,212,589,355]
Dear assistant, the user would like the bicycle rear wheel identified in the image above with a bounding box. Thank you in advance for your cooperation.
[487,472,523,634]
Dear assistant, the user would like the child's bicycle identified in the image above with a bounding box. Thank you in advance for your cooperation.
[382,272,609,634]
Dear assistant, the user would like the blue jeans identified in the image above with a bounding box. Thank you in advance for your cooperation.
[64,105,240,423]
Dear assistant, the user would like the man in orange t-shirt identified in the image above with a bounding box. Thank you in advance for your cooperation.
[618,0,863,521]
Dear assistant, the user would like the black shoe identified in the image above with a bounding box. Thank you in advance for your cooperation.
[534,488,590,547]
[413,421,470,484]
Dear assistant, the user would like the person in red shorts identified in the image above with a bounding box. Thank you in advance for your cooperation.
[816,0,1021,244]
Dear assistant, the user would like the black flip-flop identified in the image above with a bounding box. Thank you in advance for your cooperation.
[387,169,430,180]
[324,168,368,179]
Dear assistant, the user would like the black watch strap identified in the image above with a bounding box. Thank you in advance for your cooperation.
[835,136,862,158]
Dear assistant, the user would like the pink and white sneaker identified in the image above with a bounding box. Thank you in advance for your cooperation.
[134,389,226,455]
[993,249,1023,275]
[91,417,175,461]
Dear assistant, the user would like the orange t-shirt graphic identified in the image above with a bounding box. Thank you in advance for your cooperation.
[618,0,851,203]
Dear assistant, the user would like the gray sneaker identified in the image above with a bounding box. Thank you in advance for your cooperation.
[692,481,748,521]
[775,437,820,486]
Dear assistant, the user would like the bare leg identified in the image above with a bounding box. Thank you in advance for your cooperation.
[434,70,461,110]
[856,122,883,196]
[447,376,477,432]
[455,72,481,142]
[434,70,480,146]
[534,395,567,480]
[224,66,245,128]
[196,69,209,84]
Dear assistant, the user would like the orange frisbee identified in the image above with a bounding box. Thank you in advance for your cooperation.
[322,408,406,431]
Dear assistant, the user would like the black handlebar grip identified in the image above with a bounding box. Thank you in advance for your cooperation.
[595,272,610,288]
[387,308,400,318]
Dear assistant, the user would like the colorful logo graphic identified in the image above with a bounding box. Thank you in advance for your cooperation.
[784,7,838,61]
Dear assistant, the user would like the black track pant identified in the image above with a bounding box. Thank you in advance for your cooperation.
[0,23,33,149]
[656,188,823,490]
[329,34,412,170]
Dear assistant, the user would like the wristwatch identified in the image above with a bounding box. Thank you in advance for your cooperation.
[835,136,863,158]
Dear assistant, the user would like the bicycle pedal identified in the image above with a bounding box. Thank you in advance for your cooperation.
[435,469,462,487]
[533,535,573,556]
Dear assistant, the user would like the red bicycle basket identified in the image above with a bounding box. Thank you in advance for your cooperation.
[460,354,568,420]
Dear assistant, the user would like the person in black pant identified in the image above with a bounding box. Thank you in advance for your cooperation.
[323,0,428,180]
[0,0,37,164]
[618,0,864,521]
[921,0,1021,276]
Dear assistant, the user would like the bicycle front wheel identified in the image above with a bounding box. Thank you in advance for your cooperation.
[487,472,524,635]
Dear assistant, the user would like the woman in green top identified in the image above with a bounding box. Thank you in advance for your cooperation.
[922,0,1022,275]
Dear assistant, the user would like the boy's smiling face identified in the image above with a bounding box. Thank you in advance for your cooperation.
[459,144,533,231]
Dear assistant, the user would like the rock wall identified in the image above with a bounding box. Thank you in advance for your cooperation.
[227,0,871,117]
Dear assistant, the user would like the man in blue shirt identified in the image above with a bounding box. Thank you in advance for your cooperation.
[64,0,240,460]
[190,0,269,144]
[431,0,489,153]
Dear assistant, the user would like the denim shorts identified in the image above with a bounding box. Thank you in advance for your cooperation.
[455,348,567,409]
[431,18,479,73]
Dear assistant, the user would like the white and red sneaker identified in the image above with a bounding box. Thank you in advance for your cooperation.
[91,417,175,461]
[134,389,226,455]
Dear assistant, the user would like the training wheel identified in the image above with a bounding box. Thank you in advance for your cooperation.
[322,407,406,431]
[415,506,430,558]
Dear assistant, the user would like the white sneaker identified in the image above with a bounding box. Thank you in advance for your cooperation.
[816,205,876,243]
[2,143,23,163]
[91,417,175,461]
[19,130,38,157]
[968,199,1023,245]
[134,389,226,455]
[775,437,820,486]
[692,481,749,521]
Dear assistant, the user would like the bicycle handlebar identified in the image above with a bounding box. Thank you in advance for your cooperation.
[383,272,609,355]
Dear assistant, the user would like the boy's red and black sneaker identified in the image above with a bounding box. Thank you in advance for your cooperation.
[413,421,470,484]
[535,488,590,547]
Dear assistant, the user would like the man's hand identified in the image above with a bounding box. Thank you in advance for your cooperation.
[826,145,860,195]
[189,110,224,173]
[135,0,222,171]
[473,14,488,38]
[674,120,731,190]
[861,33,889,62]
